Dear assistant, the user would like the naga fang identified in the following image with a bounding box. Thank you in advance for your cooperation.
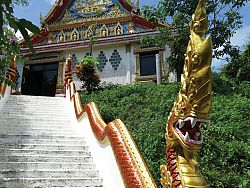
[160,0,212,187]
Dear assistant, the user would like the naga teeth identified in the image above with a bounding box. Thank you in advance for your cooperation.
[184,132,190,141]
[178,119,185,129]
[185,117,197,128]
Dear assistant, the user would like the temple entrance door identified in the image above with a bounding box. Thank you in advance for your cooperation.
[22,63,59,96]
[21,67,31,95]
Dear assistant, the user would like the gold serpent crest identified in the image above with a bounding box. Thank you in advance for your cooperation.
[161,0,212,187]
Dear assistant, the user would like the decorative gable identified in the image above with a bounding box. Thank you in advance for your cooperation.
[59,0,127,23]
[22,0,165,47]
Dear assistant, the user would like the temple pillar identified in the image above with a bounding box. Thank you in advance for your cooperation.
[156,54,162,84]
[55,61,65,97]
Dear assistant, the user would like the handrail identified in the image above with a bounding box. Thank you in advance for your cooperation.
[0,56,17,111]
[64,55,157,188]
[0,55,17,97]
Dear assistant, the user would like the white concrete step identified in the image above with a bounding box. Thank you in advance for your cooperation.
[0,148,90,156]
[0,114,71,119]
[0,134,83,139]
[0,126,74,131]
[0,95,103,187]
[0,169,99,179]
[0,119,71,125]
[0,155,93,163]
[1,111,69,115]
[0,129,76,135]
[0,143,89,150]
[0,177,103,187]
[0,138,86,145]
[0,162,96,170]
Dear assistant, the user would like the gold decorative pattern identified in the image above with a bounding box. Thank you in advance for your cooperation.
[56,61,64,94]
[86,26,94,38]
[71,28,79,41]
[114,22,123,35]
[100,24,109,37]
[108,5,125,17]
[48,15,133,32]
[58,30,65,43]
[61,9,72,22]
[161,0,212,187]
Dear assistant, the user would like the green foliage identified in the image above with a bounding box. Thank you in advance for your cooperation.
[200,93,250,187]
[75,56,100,93]
[0,0,40,53]
[80,83,250,187]
[141,0,248,80]
[212,72,235,95]
[221,41,250,84]
[0,0,38,85]
[0,28,21,84]
[78,55,99,67]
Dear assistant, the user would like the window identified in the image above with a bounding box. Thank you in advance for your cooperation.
[139,52,157,76]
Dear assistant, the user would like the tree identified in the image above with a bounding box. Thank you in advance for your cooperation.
[221,39,250,83]
[0,0,40,51]
[0,28,21,84]
[142,0,249,80]
[0,0,39,84]
[74,56,101,93]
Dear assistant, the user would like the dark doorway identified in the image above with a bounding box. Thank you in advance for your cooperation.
[21,63,58,96]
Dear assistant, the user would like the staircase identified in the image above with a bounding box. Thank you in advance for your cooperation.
[0,95,103,188]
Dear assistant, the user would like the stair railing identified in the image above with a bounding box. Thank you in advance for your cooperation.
[0,55,17,111]
[64,55,158,188]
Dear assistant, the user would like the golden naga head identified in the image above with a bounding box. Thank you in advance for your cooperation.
[162,1,211,187]
[167,0,212,151]
[173,0,212,122]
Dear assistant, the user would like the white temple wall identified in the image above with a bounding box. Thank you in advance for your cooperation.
[63,43,135,90]
[163,45,177,82]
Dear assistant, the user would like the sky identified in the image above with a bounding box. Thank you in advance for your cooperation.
[14,0,250,70]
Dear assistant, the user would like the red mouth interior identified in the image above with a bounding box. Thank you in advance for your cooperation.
[175,120,201,141]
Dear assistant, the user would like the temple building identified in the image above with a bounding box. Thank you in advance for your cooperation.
[16,0,176,97]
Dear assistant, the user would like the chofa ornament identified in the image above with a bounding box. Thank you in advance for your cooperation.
[161,0,212,187]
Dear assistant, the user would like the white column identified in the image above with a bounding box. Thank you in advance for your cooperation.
[156,54,161,84]
[16,62,24,92]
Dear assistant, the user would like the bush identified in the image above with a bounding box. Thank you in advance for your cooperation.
[212,72,235,95]
[75,56,100,93]
[80,83,250,187]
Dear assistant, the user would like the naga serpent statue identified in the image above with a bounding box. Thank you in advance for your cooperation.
[160,0,212,187]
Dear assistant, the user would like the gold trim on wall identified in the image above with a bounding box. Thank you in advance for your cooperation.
[56,61,64,94]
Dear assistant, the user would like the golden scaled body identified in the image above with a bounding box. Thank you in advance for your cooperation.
[161,0,212,187]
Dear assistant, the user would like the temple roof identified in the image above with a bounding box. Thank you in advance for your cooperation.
[21,0,166,50]
[43,0,135,24]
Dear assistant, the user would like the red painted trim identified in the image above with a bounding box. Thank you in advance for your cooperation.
[118,0,133,12]
[45,0,71,24]
[106,122,145,188]
[132,15,166,29]
[0,83,7,97]
[84,103,106,142]
[73,92,85,119]
[66,78,156,187]
[20,28,48,48]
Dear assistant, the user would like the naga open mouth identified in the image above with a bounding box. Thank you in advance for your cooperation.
[174,117,210,146]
